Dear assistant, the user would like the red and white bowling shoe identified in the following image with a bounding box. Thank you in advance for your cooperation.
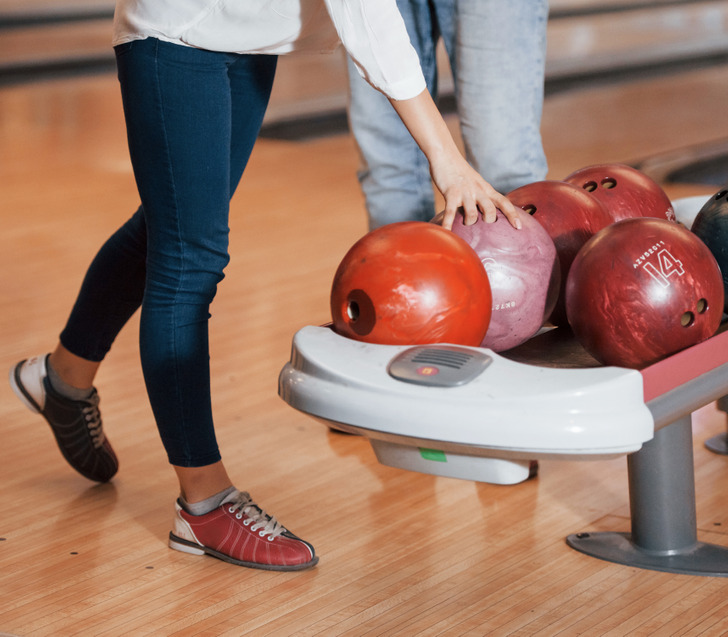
[169,489,318,571]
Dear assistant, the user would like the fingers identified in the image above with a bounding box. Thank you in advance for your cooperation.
[477,197,498,224]
[457,192,481,226]
[439,206,456,231]
[442,188,522,230]
[431,153,522,230]
[492,192,523,230]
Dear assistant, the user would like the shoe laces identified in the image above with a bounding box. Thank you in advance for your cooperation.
[227,492,285,541]
[81,393,106,449]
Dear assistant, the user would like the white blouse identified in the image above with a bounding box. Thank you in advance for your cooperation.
[112,0,426,100]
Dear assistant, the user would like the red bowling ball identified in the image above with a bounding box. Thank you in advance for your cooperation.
[566,217,723,368]
[443,209,559,351]
[331,222,492,346]
[508,180,613,326]
[564,163,676,223]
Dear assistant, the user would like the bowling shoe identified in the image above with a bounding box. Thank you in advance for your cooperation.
[169,489,319,571]
[9,354,118,482]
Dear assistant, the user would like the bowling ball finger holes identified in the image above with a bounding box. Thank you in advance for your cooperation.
[583,179,617,192]
[342,290,377,336]
[680,299,709,327]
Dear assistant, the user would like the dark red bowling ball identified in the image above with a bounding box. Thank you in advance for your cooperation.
[564,163,676,224]
[331,222,492,346]
[691,187,728,311]
[441,209,559,351]
[566,217,723,368]
[507,180,613,326]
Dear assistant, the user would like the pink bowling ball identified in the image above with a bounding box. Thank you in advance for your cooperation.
[439,210,560,352]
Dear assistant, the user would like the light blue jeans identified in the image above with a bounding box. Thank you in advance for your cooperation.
[347,0,549,229]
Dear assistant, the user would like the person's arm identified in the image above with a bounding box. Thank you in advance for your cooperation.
[389,89,521,231]
[325,0,520,230]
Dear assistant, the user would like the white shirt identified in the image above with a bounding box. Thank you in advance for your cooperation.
[112,0,426,100]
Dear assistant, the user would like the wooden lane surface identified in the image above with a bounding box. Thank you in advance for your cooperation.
[1,44,728,637]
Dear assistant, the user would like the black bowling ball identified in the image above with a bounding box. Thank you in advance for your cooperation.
[691,187,728,312]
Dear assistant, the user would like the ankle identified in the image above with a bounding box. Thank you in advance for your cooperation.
[174,461,234,504]
[180,486,237,515]
[48,346,99,390]
[47,360,93,401]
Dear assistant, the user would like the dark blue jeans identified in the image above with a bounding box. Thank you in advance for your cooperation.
[60,38,277,467]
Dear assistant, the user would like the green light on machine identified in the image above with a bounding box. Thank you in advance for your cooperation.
[419,448,447,462]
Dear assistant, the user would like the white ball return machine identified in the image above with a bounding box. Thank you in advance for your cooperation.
[278,198,728,576]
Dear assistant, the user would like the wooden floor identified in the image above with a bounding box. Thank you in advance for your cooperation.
[3,6,728,636]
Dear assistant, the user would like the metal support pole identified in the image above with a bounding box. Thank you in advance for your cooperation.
[628,414,697,553]
[705,394,728,454]
[567,415,728,576]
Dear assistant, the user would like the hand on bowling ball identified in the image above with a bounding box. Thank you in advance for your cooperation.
[430,153,522,232]
[388,91,521,232]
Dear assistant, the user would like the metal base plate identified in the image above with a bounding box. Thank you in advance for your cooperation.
[705,432,728,454]
[567,532,728,577]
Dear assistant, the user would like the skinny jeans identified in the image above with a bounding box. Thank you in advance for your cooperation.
[59,38,277,466]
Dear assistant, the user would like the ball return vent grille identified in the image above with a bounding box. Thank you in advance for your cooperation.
[387,345,492,387]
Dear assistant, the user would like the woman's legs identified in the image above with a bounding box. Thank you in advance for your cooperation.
[50,205,148,389]
[44,40,277,495]
[115,39,277,475]
[13,38,316,569]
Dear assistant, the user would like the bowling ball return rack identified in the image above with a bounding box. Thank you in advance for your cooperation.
[279,321,728,576]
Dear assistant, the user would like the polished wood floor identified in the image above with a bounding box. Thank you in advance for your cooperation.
[2,5,728,636]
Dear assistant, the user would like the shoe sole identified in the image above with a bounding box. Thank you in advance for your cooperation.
[168,532,319,572]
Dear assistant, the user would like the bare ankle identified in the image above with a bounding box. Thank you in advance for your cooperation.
[174,461,233,503]
[48,345,99,390]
